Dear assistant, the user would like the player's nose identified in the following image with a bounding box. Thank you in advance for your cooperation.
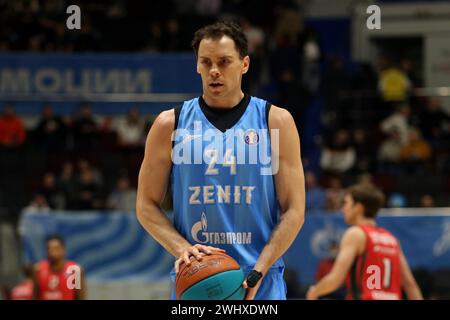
[209,65,220,78]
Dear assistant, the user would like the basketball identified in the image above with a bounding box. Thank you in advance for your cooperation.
[175,253,245,300]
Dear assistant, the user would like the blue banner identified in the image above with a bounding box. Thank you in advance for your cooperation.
[19,211,173,281]
[19,211,450,285]
[0,53,201,114]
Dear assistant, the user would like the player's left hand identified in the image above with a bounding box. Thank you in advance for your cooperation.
[242,278,262,300]
[306,286,318,300]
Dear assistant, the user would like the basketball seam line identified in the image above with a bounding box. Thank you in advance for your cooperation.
[223,284,244,300]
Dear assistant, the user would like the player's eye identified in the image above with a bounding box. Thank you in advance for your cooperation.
[201,59,211,66]
[219,59,230,66]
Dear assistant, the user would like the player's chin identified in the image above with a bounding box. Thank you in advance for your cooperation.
[208,84,225,94]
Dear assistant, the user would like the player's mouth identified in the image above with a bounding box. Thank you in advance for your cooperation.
[209,82,224,88]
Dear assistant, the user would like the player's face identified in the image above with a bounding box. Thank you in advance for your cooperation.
[342,194,357,225]
[197,36,249,100]
[47,240,65,263]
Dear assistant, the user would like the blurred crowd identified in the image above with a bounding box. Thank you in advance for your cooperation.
[310,55,450,210]
[0,103,161,214]
[0,0,449,214]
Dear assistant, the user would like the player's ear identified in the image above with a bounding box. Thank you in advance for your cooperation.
[242,55,250,74]
[355,202,365,216]
[197,60,201,74]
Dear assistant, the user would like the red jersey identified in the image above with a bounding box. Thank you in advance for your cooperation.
[11,279,34,300]
[346,225,402,300]
[36,260,79,300]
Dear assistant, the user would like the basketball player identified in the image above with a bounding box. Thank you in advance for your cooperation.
[306,184,423,300]
[33,235,85,300]
[136,21,305,300]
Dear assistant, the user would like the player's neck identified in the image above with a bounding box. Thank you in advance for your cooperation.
[356,217,376,227]
[202,91,244,109]
[50,260,65,272]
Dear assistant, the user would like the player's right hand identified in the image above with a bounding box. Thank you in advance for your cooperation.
[174,244,226,273]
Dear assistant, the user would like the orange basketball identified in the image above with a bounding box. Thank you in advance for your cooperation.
[175,252,245,300]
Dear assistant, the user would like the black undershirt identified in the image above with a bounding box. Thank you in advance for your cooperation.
[198,94,251,132]
[172,94,271,136]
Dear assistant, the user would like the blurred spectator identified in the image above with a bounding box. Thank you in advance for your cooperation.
[58,162,77,209]
[322,56,350,129]
[77,159,103,186]
[400,58,420,88]
[356,173,374,187]
[325,176,345,211]
[378,129,403,164]
[320,129,356,174]
[39,172,65,209]
[195,0,222,17]
[378,59,411,105]
[352,129,375,173]
[161,18,183,52]
[420,194,435,208]
[23,194,51,213]
[10,265,34,300]
[34,105,67,151]
[144,22,163,52]
[301,28,321,95]
[99,116,118,151]
[387,192,407,208]
[73,169,102,210]
[305,171,326,211]
[380,104,411,146]
[107,176,137,212]
[241,18,265,95]
[72,103,98,151]
[399,128,432,166]
[0,104,26,147]
[116,107,145,150]
[419,98,450,144]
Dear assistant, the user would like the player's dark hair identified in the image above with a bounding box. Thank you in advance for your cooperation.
[46,234,65,247]
[191,21,248,59]
[346,184,385,218]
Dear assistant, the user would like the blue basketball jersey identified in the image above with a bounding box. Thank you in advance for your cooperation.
[171,96,284,270]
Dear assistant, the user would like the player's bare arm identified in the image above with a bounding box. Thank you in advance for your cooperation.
[243,106,305,299]
[399,247,423,300]
[307,226,365,299]
[136,109,224,272]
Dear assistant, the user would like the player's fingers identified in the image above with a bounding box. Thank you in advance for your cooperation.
[190,247,203,260]
[174,258,181,273]
[205,245,226,253]
[194,244,213,254]
[242,280,248,289]
[182,251,191,265]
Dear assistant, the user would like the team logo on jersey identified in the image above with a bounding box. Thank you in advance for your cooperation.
[48,275,59,289]
[244,129,259,145]
[191,212,251,245]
